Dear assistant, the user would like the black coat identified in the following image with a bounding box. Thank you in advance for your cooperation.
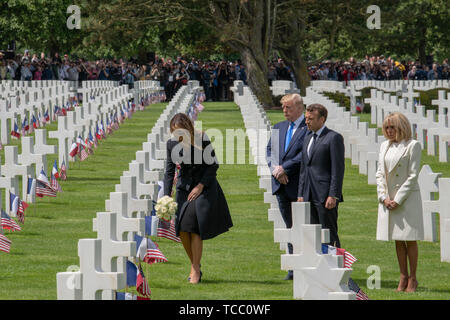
[163,135,233,240]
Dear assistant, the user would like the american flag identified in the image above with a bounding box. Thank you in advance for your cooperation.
[60,159,67,181]
[0,234,12,253]
[1,209,21,232]
[144,239,168,264]
[322,244,357,269]
[79,144,89,161]
[36,170,57,197]
[136,264,151,297]
[348,278,370,300]
[157,218,181,243]
[17,199,29,224]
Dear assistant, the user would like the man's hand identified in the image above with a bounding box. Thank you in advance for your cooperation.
[325,196,337,210]
[188,183,204,201]
[297,197,304,202]
[272,165,286,180]
[278,173,289,185]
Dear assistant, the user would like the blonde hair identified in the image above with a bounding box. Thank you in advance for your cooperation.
[281,93,304,110]
[382,112,412,142]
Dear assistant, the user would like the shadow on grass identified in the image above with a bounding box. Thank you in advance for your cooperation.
[201,279,287,286]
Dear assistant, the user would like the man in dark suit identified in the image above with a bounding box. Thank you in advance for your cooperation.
[266,93,307,280]
[298,104,345,248]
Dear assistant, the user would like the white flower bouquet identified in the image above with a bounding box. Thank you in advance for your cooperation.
[155,196,178,221]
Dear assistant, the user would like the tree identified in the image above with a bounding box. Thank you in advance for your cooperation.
[0,0,86,56]
[87,0,276,106]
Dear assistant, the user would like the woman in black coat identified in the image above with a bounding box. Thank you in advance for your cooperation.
[163,113,233,284]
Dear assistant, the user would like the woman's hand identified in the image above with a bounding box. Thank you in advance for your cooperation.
[188,183,204,201]
[384,198,399,210]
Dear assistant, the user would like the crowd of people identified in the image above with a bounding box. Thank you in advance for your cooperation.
[1,50,448,102]
[306,55,450,84]
[0,50,248,102]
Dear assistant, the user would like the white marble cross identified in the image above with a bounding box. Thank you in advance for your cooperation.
[34,129,57,160]
[431,90,449,115]
[0,161,18,217]
[18,136,47,177]
[418,165,441,242]
[77,239,126,300]
[274,202,330,254]
[0,99,17,146]
[94,211,136,300]
[2,146,34,204]
[422,178,450,262]
[104,192,145,242]
[49,116,77,168]
[281,217,354,300]
[124,162,159,201]
[134,151,164,183]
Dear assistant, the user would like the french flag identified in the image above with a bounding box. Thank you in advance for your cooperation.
[10,121,21,139]
[52,160,59,179]
[44,110,50,122]
[32,114,39,129]
[69,141,78,158]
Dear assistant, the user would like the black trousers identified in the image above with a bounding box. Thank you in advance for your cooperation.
[275,191,295,255]
[310,200,341,248]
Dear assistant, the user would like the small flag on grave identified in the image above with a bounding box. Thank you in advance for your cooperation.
[36,169,57,197]
[69,141,78,158]
[348,278,370,300]
[11,121,21,139]
[136,264,151,297]
[9,192,28,224]
[0,233,12,254]
[1,209,21,232]
[157,218,181,243]
[27,177,36,197]
[60,159,67,181]
[322,244,357,269]
[51,171,62,193]
[135,234,167,265]
[52,160,60,179]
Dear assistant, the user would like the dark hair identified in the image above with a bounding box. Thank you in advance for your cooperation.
[170,113,195,144]
[306,104,328,121]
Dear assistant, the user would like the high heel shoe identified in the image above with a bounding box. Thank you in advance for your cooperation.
[188,270,202,282]
[187,264,201,281]
[396,276,409,292]
[405,278,418,293]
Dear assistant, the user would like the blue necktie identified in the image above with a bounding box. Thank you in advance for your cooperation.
[284,122,295,152]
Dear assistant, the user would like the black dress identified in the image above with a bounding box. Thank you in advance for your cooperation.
[163,134,233,240]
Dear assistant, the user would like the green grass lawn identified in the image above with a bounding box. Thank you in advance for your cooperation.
[0,101,449,300]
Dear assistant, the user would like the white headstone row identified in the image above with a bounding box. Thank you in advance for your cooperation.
[232,80,356,300]
[0,82,74,145]
[308,80,450,163]
[56,81,203,300]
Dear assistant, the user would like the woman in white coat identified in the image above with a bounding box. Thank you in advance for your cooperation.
[376,112,424,293]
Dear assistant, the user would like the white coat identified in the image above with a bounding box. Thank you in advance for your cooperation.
[375,139,424,241]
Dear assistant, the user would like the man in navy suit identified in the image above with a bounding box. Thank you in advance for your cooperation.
[266,93,307,280]
[298,104,345,248]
